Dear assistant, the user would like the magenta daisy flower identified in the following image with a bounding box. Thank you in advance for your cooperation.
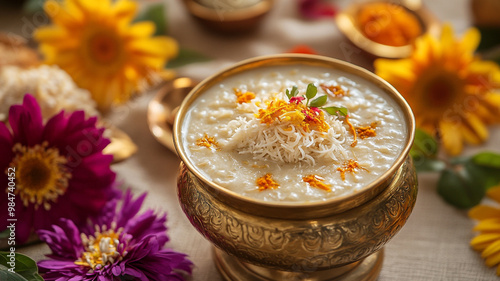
[0,94,117,243]
[37,190,193,281]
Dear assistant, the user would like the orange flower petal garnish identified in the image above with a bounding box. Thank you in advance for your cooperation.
[303,175,331,192]
[345,115,357,147]
[357,2,422,46]
[234,88,256,104]
[356,122,377,139]
[195,134,219,150]
[320,84,348,97]
[257,173,279,191]
[256,99,330,132]
[337,159,368,181]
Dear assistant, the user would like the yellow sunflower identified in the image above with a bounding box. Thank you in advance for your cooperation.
[469,185,500,275]
[35,0,178,111]
[375,24,500,155]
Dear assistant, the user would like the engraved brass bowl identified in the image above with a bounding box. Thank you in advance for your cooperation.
[174,54,417,280]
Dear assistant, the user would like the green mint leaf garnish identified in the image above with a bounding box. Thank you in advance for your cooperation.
[284,84,349,117]
[286,86,299,100]
[321,106,348,116]
[309,95,327,108]
[306,83,317,100]
[291,86,299,97]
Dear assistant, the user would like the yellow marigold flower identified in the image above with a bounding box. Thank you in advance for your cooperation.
[34,0,178,111]
[469,185,500,275]
[375,24,500,156]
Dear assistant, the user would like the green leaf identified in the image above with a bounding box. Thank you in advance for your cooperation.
[465,160,500,191]
[166,47,212,68]
[410,128,438,159]
[0,252,43,281]
[305,83,317,99]
[290,86,299,98]
[0,269,29,281]
[134,3,168,36]
[412,157,446,173]
[286,86,299,100]
[437,156,500,209]
[437,168,485,209]
[0,229,9,239]
[22,0,45,14]
[309,95,327,108]
[472,152,500,169]
[321,106,348,116]
[476,26,500,53]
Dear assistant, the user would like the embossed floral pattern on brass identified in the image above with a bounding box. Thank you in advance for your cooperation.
[177,156,417,271]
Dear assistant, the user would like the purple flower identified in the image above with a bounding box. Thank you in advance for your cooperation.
[298,0,337,19]
[0,94,117,243]
[37,189,193,281]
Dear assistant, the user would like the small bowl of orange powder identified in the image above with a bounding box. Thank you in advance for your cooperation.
[336,0,440,58]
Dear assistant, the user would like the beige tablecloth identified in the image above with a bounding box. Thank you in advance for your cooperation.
[3,0,500,280]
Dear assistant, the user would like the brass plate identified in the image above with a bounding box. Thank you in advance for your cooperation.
[102,122,138,163]
[147,77,198,154]
[214,247,384,281]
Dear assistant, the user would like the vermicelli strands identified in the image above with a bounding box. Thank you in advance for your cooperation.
[223,112,348,165]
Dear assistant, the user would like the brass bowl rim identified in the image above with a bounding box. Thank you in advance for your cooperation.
[173,54,415,212]
[336,0,441,58]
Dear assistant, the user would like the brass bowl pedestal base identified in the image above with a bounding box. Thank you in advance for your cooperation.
[214,247,383,281]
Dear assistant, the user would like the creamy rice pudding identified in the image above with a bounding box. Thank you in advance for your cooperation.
[181,65,407,202]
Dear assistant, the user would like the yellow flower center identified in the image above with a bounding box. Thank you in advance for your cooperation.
[8,142,71,210]
[89,32,119,64]
[81,27,124,75]
[75,223,125,270]
[413,67,466,113]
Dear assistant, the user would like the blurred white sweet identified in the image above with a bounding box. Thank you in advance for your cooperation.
[0,65,99,121]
